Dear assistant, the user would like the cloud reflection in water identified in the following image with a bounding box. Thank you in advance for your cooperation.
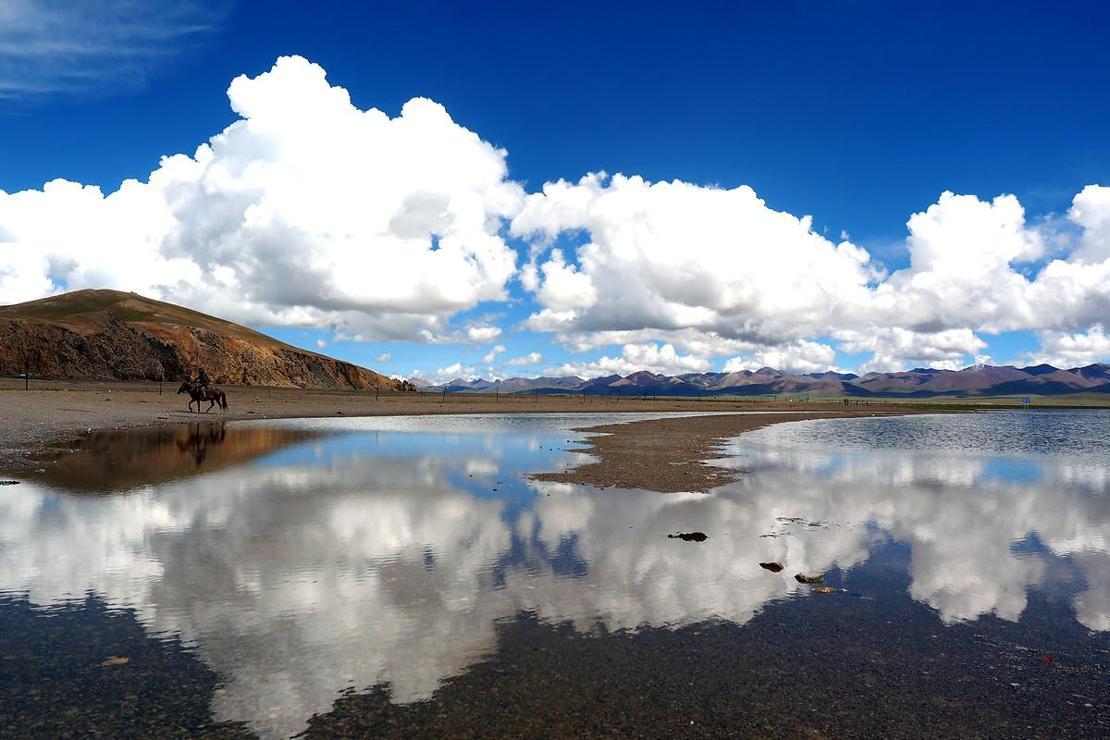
[0,411,1106,736]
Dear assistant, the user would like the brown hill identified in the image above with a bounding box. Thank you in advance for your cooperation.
[0,289,410,391]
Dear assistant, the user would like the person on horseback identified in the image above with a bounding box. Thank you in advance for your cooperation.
[178,370,228,413]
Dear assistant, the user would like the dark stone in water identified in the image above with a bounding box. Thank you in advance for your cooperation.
[668,532,708,542]
[759,562,784,572]
[0,480,20,486]
[795,573,824,584]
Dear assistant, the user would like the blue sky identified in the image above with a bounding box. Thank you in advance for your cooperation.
[2,1,1109,379]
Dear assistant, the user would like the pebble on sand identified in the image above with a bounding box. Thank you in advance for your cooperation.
[99,656,130,667]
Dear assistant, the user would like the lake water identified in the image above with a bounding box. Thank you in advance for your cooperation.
[1,410,1107,737]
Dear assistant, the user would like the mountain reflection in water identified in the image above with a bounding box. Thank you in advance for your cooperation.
[0,411,1107,736]
[22,421,323,493]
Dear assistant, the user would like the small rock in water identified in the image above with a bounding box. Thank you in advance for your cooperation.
[812,586,838,594]
[795,573,824,584]
[99,656,130,667]
[0,481,20,486]
[759,562,784,572]
[668,532,708,542]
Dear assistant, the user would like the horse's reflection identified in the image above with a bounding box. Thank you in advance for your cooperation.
[176,423,228,467]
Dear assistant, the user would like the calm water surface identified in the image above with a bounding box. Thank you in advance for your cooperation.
[1,410,1107,737]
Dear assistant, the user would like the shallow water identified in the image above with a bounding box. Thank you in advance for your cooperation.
[1,410,1108,736]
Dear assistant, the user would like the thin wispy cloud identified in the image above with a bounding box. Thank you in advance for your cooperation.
[0,0,226,101]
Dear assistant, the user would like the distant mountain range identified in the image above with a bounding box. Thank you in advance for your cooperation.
[10,290,1103,399]
[414,363,1110,398]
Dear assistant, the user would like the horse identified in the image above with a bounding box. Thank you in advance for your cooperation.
[177,382,229,413]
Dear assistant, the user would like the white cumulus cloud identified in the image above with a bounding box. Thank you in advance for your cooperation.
[511,173,879,344]
[548,342,710,377]
[505,351,542,367]
[3,54,1110,374]
[513,174,1110,373]
[723,340,839,375]
[1029,325,1110,368]
[833,328,988,374]
[482,344,506,363]
[466,325,503,343]
[1070,185,1110,264]
[417,362,479,384]
[0,55,524,341]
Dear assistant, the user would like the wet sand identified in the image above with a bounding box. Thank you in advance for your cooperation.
[533,409,914,492]
[0,378,917,486]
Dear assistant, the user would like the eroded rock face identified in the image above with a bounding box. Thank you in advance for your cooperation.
[0,291,408,392]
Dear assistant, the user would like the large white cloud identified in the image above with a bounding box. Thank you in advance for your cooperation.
[511,173,879,342]
[870,192,1044,333]
[1070,185,1110,264]
[833,327,988,374]
[0,55,523,340]
[512,176,1110,372]
[1030,325,1110,368]
[3,55,1110,372]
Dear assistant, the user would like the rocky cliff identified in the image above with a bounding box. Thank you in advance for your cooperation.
[0,290,411,391]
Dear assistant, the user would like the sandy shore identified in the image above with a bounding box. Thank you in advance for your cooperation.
[533,409,916,492]
[0,378,918,487]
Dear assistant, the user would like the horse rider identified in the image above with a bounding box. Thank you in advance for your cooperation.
[194,368,211,392]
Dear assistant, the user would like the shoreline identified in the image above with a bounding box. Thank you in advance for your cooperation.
[532,409,918,492]
[1,379,924,489]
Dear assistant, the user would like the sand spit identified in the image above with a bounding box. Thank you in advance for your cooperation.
[532,409,918,492]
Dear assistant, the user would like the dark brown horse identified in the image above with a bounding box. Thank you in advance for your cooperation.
[177,382,228,413]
